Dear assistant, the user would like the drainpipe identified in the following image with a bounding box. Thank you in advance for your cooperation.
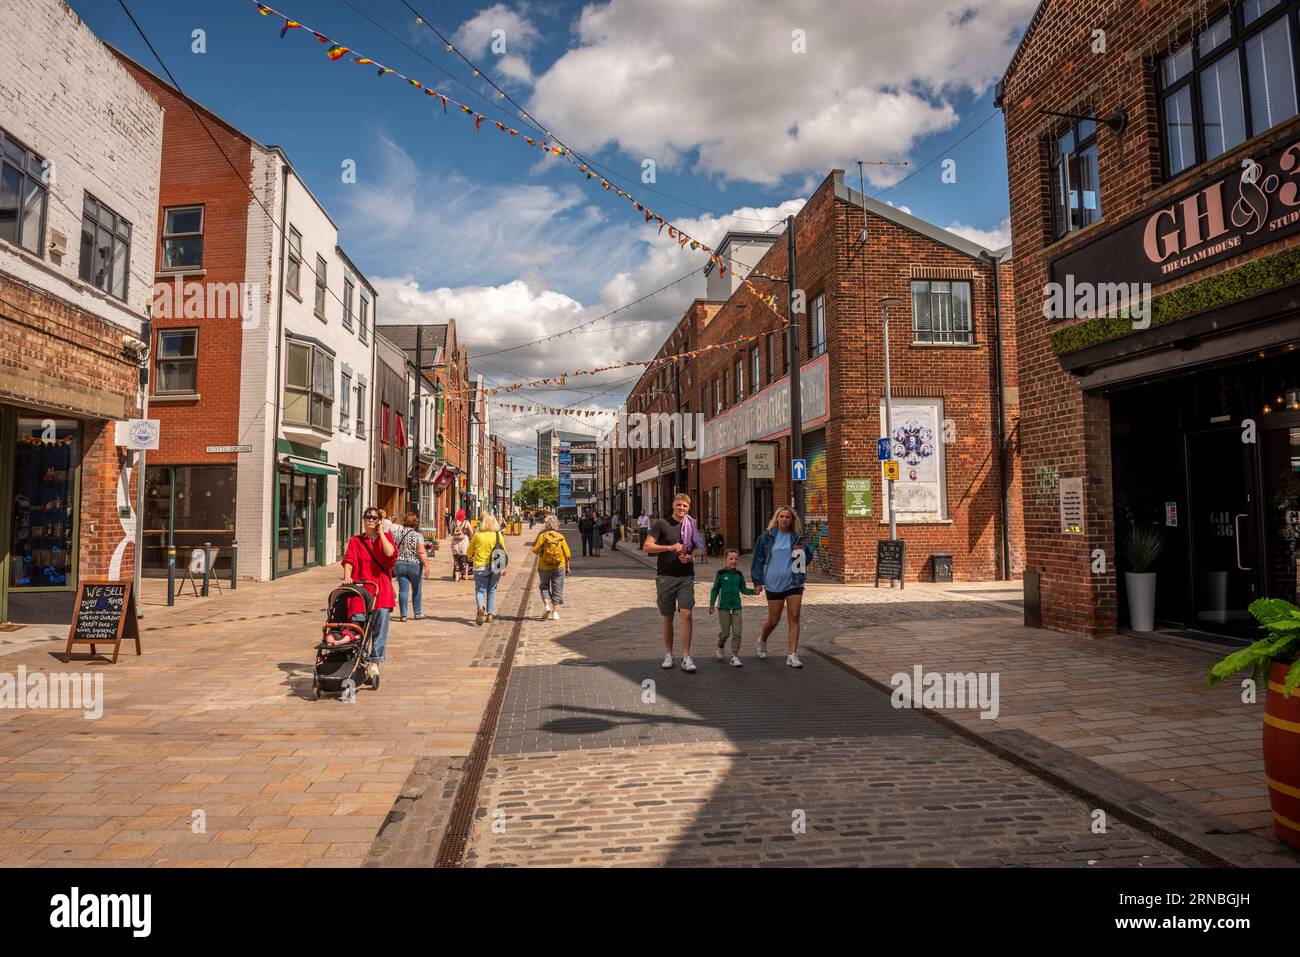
[983,249,1011,581]
[269,157,290,579]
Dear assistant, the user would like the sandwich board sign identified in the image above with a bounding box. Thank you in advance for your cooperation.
[64,580,142,664]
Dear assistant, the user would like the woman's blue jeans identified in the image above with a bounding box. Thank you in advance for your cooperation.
[353,607,390,662]
[394,561,422,617]
[474,566,501,614]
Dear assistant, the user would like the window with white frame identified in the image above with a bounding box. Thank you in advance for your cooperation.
[911,280,973,345]
[811,293,826,356]
[162,205,203,270]
[155,328,197,394]
[286,227,302,296]
[313,254,327,319]
[340,370,352,432]
[284,340,334,430]
[343,276,355,331]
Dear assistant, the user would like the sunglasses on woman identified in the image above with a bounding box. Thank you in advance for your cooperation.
[364,514,380,522]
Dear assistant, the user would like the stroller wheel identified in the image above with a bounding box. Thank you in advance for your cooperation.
[369,671,380,691]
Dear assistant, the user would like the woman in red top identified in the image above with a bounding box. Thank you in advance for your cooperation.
[341,506,397,678]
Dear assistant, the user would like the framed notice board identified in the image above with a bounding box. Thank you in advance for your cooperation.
[64,580,141,664]
[875,539,905,589]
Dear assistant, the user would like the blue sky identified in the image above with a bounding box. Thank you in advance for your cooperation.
[71,0,1035,456]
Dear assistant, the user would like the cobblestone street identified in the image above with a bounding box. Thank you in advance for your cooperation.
[460,530,1283,868]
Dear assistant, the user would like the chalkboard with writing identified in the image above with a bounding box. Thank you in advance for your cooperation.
[875,539,905,589]
[64,580,141,664]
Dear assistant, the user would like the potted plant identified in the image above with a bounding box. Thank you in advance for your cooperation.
[1207,599,1300,849]
[1120,524,1165,632]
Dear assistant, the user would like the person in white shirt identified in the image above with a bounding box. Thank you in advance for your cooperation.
[637,512,651,549]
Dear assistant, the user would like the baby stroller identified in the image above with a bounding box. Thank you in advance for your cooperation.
[312,581,380,700]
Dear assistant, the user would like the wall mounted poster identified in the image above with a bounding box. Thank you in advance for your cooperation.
[879,399,945,521]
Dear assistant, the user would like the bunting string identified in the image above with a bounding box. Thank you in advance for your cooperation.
[251,1,787,323]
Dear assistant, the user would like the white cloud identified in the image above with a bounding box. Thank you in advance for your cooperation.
[453,4,541,85]
[526,0,1036,186]
[943,217,1011,250]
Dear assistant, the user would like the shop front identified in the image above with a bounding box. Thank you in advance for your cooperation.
[1107,351,1300,641]
[274,443,336,577]
[143,465,236,577]
[0,409,81,621]
[336,464,363,556]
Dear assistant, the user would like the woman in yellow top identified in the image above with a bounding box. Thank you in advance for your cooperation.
[531,514,571,621]
[469,514,507,626]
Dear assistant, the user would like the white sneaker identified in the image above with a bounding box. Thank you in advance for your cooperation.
[661,653,674,669]
[756,641,768,660]
[729,655,743,668]
[715,646,725,660]
[551,609,560,621]
[786,653,803,669]
[681,656,697,673]
[542,604,553,621]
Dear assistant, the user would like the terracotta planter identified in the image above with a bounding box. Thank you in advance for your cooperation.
[1263,660,1300,850]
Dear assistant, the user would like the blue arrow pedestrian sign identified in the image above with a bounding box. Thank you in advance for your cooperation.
[791,458,808,481]
[877,438,891,461]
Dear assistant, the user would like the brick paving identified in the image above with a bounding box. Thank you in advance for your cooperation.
[463,532,1213,867]
[0,532,532,868]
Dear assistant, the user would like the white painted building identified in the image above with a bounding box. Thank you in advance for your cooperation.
[237,149,378,578]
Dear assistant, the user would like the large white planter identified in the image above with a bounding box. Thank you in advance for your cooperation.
[1125,571,1158,632]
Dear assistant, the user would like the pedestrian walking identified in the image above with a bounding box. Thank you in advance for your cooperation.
[594,513,608,556]
[528,510,536,530]
[750,506,814,668]
[709,547,756,667]
[611,512,621,551]
[637,511,650,549]
[578,509,595,557]
[392,511,429,622]
[532,514,571,621]
[644,492,700,672]
[451,508,472,581]
[468,514,508,626]
[341,506,397,679]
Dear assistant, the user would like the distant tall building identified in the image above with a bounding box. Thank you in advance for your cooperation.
[536,427,597,516]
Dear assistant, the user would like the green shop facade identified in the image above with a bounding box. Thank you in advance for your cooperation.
[273,438,362,578]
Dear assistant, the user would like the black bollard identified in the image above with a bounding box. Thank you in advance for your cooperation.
[230,539,238,590]
[202,541,211,598]
[167,544,175,607]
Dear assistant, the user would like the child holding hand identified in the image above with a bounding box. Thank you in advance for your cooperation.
[709,548,757,667]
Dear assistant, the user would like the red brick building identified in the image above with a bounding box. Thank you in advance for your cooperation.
[612,170,1021,583]
[1000,0,1300,637]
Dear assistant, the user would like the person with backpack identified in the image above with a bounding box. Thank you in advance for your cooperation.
[392,511,430,622]
[468,513,509,626]
[531,514,571,620]
[750,506,815,669]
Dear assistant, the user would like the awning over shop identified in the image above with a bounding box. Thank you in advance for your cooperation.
[283,455,339,477]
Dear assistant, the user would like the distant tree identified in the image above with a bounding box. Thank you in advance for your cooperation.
[514,475,558,510]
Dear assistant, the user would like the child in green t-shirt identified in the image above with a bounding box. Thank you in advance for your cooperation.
[709,548,757,667]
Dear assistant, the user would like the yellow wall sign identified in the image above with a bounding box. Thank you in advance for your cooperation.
[883,459,900,482]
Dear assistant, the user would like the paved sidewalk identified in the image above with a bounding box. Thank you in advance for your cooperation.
[0,531,534,867]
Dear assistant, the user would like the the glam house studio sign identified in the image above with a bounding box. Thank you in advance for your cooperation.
[1050,135,1300,290]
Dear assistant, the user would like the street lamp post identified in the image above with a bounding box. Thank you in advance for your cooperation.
[879,296,903,546]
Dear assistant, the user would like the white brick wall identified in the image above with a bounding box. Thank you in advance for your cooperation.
[0,0,162,333]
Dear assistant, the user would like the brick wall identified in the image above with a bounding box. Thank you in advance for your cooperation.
[1000,0,1300,633]
[115,55,253,468]
[686,171,1020,583]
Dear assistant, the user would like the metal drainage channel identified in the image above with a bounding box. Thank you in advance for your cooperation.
[434,548,538,868]
[808,646,1238,870]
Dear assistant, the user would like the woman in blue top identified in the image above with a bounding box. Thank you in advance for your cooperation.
[749,506,814,669]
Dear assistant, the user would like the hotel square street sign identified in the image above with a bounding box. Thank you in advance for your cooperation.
[1049,134,1300,291]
